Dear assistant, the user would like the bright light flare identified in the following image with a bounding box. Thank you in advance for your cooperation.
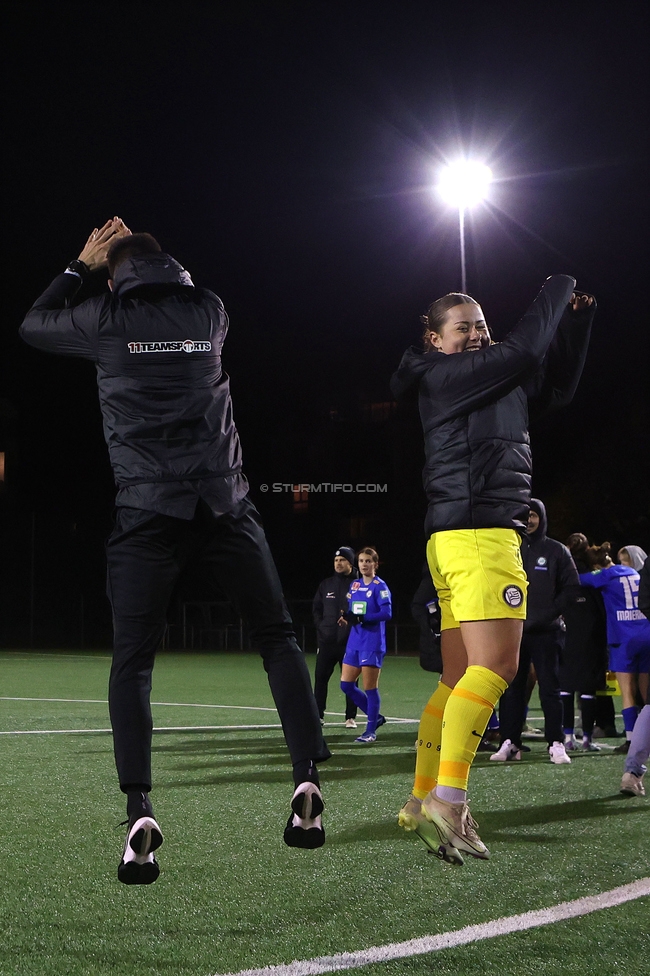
[438,160,493,208]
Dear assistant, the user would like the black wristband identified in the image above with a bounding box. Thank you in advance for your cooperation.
[65,259,90,279]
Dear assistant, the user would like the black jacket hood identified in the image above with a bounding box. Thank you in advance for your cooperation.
[390,345,437,400]
[528,497,548,542]
[113,253,194,297]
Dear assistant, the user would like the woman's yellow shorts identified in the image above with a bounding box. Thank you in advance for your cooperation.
[426,528,528,631]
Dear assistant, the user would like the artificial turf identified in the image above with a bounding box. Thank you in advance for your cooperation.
[0,650,647,976]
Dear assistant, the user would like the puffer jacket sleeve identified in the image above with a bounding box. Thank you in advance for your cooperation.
[526,297,596,418]
[419,275,575,424]
[312,582,325,628]
[19,273,103,360]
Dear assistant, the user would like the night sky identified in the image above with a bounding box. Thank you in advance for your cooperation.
[1,1,648,646]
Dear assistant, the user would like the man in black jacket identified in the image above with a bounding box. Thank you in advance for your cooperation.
[19,220,330,883]
[491,498,579,764]
[312,547,359,727]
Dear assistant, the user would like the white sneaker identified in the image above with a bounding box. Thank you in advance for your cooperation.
[283,782,325,848]
[490,738,521,762]
[345,718,358,729]
[564,734,580,752]
[118,815,163,885]
[549,741,571,764]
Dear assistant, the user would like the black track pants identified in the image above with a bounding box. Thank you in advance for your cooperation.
[106,497,330,792]
[314,639,358,720]
[499,632,564,747]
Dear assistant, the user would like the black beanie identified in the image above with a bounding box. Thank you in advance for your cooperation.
[335,547,355,566]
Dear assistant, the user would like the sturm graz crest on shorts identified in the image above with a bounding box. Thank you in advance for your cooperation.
[503,585,524,608]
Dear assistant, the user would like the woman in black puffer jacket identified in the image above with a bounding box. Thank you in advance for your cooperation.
[393,276,595,865]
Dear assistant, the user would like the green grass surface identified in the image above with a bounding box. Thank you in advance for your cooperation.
[0,650,647,976]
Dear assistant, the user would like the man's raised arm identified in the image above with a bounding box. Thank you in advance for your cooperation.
[19,217,130,358]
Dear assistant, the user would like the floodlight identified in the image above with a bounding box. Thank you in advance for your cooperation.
[438,161,493,208]
[436,160,493,291]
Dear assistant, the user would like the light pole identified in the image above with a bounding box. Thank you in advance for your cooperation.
[437,160,492,293]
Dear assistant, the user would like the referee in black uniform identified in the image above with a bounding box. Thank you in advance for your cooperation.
[19,219,330,883]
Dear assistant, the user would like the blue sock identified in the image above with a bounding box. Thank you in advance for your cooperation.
[365,688,380,734]
[487,710,499,731]
[622,705,640,739]
[341,681,367,714]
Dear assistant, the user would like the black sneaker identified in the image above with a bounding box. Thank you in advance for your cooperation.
[476,738,498,752]
[283,782,325,849]
[375,714,387,729]
[118,813,164,885]
[614,740,631,754]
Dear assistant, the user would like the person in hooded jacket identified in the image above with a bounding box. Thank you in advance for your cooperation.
[490,499,580,764]
[557,532,610,751]
[392,277,595,866]
[618,546,648,572]
[312,546,359,727]
[18,220,331,884]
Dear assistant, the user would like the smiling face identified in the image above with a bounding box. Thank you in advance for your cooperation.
[527,510,540,535]
[429,303,491,355]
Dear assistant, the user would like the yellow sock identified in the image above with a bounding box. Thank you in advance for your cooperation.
[413,681,452,799]
[438,666,508,792]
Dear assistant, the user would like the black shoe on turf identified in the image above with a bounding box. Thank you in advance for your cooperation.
[283,782,325,849]
[476,738,498,752]
[118,813,164,885]
[375,714,387,729]
[614,740,631,754]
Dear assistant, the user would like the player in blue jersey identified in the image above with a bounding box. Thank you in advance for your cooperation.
[340,548,392,743]
[580,542,650,750]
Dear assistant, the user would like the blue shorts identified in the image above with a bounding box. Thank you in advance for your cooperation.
[343,643,386,670]
[609,638,650,674]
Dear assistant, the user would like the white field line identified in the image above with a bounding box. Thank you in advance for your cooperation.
[0,720,417,736]
[0,696,416,720]
[213,879,650,976]
[0,696,277,710]
[0,652,112,660]
[0,723,286,736]
[0,697,417,732]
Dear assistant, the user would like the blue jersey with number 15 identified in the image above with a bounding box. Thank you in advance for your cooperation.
[579,565,650,646]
